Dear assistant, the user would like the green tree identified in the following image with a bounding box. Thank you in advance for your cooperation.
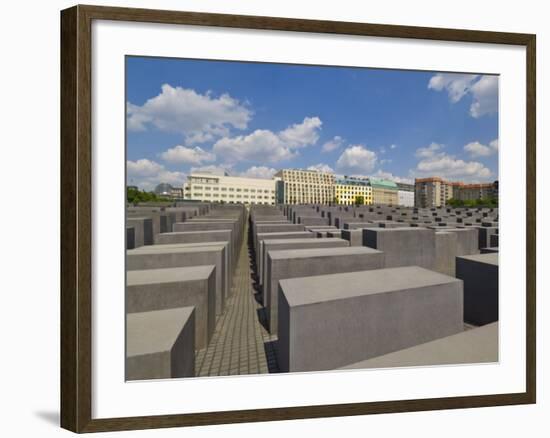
[354,195,365,205]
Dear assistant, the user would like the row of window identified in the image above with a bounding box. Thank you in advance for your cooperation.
[189,185,273,193]
[192,193,275,199]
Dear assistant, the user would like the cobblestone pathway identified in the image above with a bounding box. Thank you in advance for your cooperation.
[195,218,279,376]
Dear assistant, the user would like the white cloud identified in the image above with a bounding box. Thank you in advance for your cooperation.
[307,163,335,173]
[336,145,378,175]
[412,153,492,181]
[239,166,278,179]
[428,73,498,118]
[373,170,413,184]
[278,117,322,148]
[126,84,251,143]
[322,136,344,153]
[160,145,215,165]
[126,158,164,177]
[127,159,186,191]
[469,76,499,118]
[390,144,397,150]
[213,117,322,164]
[463,139,499,157]
[415,143,444,159]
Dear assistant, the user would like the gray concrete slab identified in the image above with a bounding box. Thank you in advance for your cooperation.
[340,322,498,370]
[445,228,480,256]
[154,230,234,267]
[126,307,195,380]
[259,237,350,293]
[363,227,436,269]
[126,226,135,250]
[456,253,499,326]
[126,217,153,247]
[126,265,216,349]
[266,246,384,335]
[277,266,463,372]
[435,231,457,276]
[127,245,227,314]
[255,231,314,268]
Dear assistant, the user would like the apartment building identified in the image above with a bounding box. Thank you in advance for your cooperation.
[183,172,276,205]
[274,169,335,204]
[335,177,373,205]
[415,177,498,207]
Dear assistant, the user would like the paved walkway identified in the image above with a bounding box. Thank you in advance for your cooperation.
[195,218,279,376]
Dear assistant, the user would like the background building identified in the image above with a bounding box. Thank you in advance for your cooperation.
[183,172,276,205]
[415,177,499,207]
[415,177,450,207]
[335,177,373,205]
[274,169,335,204]
[154,182,174,197]
[396,182,415,207]
[370,178,398,205]
[454,182,495,201]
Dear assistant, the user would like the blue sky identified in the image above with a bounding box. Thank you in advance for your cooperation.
[126,56,498,190]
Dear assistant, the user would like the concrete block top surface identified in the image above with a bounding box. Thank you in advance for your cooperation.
[128,245,224,256]
[257,231,312,238]
[128,242,227,253]
[263,237,348,246]
[457,253,498,266]
[341,322,498,369]
[161,230,230,237]
[368,226,430,233]
[279,266,461,306]
[127,265,215,286]
[126,307,194,356]
[270,246,381,261]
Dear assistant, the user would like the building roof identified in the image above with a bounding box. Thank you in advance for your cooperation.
[369,178,398,189]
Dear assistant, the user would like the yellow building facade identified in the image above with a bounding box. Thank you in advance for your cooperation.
[335,178,373,205]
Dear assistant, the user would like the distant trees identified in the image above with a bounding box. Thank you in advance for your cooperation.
[447,197,498,208]
[354,195,365,205]
[127,187,171,204]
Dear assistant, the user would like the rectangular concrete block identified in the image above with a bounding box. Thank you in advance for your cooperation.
[126,226,135,250]
[477,227,498,250]
[267,246,384,335]
[126,307,195,380]
[277,266,463,372]
[341,229,364,246]
[456,253,499,326]
[255,231,313,268]
[259,237,350,296]
[126,265,216,349]
[363,227,435,269]
[126,217,153,247]
[154,230,234,268]
[446,228,480,256]
[435,231,457,276]
[132,241,232,291]
[173,221,238,259]
[127,245,227,314]
[340,322,498,370]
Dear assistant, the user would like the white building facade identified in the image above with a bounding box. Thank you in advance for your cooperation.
[396,182,415,207]
[274,169,335,204]
[183,172,277,205]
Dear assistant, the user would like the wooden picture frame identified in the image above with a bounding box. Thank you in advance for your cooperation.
[60,4,536,433]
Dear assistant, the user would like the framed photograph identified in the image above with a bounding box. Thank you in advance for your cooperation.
[60,4,536,433]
